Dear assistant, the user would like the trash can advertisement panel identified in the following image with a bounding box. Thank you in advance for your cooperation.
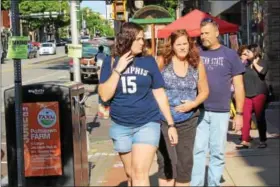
[23,101,62,177]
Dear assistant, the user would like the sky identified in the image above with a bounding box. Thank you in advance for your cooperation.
[81,1,106,17]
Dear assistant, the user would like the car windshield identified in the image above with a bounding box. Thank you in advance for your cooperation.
[42,43,52,47]
[82,43,98,57]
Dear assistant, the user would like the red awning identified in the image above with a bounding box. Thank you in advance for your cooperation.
[157,9,239,38]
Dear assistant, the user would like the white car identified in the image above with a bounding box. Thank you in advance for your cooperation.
[39,43,56,55]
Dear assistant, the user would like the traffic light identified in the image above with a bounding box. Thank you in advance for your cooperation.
[112,0,127,21]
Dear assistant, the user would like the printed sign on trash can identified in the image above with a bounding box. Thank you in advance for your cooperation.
[23,102,62,177]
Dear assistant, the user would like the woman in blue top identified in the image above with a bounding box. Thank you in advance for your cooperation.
[98,22,178,186]
[156,30,209,186]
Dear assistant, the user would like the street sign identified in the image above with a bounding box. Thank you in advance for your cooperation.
[67,44,82,58]
[7,36,29,59]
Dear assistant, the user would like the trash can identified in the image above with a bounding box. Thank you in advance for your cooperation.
[4,81,89,186]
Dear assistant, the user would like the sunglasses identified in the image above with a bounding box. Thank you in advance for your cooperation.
[201,18,214,23]
[201,17,219,27]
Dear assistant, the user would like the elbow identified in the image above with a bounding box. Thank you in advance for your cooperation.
[98,86,110,103]
[203,86,210,100]
[205,89,210,100]
[100,95,110,103]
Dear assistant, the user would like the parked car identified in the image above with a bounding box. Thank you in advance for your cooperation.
[56,39,67,46]
[69,42,111,82]
[80,35,90,43]
[27,43,38,59]
[39,43,56,55]
[31,41,41,49]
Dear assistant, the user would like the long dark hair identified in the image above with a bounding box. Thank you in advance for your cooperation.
[115,22,143,56]
[248,44,262,59]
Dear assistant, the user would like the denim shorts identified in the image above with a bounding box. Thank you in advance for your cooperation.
[109,121,161,153]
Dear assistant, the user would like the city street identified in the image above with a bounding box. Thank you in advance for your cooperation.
[1,46,279,186]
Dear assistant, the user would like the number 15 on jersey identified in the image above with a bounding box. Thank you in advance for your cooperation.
[121,76,137,94]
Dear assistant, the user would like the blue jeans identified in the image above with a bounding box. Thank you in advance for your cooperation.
[191,110,230,186]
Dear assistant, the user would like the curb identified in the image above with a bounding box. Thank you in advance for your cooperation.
[31,55,69,64]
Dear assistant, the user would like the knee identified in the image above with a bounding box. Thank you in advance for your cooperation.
[132,166,149,180]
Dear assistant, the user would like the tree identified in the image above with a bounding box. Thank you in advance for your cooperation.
[19,1,70,31]
[80,7,114,37]
[145,0,178,18]
[1,0,70,40]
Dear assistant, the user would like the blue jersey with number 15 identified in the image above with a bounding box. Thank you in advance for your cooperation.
[99,55,165,126]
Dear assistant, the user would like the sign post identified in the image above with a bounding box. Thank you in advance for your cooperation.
[10,0,26,186]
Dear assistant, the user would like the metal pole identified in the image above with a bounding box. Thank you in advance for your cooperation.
[11,0,26,186]
[70,0,81,82]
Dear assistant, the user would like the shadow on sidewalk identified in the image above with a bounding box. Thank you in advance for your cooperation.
[87,114,101,133]
[117,173,159,187]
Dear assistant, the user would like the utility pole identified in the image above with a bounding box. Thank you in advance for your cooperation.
[70,0,81,82]
[10,0,26,186]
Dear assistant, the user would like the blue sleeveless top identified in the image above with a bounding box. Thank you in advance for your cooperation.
[160,61,199,123]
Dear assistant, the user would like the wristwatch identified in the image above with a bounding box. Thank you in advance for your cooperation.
[236,112,243,116]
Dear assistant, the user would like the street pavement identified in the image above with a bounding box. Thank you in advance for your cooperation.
[87,93,279,186]
[1,47,279,186]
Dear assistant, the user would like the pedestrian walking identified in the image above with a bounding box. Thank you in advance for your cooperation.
[156,29,209,186]
[98,22,178,186]
[236,44,268,149]
[191,18,245,187]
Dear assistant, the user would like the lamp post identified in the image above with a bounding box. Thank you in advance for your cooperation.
[70,0,81,82]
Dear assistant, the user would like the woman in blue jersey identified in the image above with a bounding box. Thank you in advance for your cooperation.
[98,22,178,186]
[156,30,209,186]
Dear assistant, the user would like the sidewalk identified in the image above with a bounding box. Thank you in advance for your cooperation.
[86,93,280,186]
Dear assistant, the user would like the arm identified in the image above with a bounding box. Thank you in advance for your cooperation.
[174,61,209,112]
[152,88,174,125]
[232,74,245,131]
[232,74,245,114]
[98,51,134,102]
[98,71,121,102]
[252,58,267,75]
[192,61,209,108]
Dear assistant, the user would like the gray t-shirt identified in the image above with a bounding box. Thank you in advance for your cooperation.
[200,45,245,112]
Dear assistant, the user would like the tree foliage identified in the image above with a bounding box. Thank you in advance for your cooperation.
[80,7,114,37]
[145,0,178,18]
[1,0,70,31]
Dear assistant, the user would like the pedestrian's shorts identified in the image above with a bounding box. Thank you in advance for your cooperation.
[109,121,161,153]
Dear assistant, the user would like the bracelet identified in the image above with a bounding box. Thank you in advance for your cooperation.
[236,112,243,116]
[168,124,175,128]
[113,69,121,76]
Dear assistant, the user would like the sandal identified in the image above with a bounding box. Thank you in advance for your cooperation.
[258,142,267,149]
[236,143,250,150]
